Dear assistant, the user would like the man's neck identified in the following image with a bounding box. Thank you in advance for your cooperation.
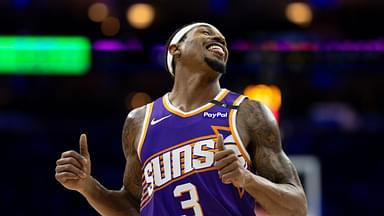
[169,67,221,112]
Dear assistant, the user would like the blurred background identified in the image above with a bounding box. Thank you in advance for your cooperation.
[1,0,383,215]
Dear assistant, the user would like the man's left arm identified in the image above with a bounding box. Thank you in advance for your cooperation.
[214,100,307,216]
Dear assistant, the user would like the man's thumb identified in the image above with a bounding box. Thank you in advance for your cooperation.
[216,134,225,151]
[79,134,89,157]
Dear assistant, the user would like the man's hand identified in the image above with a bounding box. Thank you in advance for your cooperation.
[214,134,249,188]
[55,134,93,193]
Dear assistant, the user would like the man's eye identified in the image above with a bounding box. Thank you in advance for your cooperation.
[203,31,210,36]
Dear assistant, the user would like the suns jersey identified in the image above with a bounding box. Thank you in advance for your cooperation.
[137,89,256,216]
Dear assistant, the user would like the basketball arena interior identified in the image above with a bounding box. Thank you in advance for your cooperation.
[0,0,383,215]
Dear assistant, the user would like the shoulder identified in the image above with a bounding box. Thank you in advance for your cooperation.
[238,99,277,128]
[237,99,281,151]
[126,105,148,123]
[237,99,262,115]
[123,105,148,134]
[122,105,149,157]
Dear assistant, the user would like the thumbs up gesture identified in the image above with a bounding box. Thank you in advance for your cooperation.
[55,134,92,193]
[214,134,249,188]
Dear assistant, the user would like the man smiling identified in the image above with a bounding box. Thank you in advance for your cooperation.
[55,22,307,216]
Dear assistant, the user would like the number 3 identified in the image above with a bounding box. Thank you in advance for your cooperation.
[173,183,203,216]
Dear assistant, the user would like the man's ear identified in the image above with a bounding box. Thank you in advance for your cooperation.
[168,44,181,57]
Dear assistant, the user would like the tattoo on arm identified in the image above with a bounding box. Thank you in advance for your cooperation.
[239,100,302,186]
[121,108,146,210]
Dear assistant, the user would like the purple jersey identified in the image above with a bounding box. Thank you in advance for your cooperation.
[138,89,256,215]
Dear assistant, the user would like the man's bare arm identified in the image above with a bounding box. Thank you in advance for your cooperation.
[239,100,307,216]
[56,106,145,216]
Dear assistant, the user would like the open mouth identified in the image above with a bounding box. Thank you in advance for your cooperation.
[206,42,226,60]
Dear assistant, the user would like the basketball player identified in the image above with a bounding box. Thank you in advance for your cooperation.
[55,23,307,215]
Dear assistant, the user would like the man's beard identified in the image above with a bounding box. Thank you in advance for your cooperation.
[204,57,226,74]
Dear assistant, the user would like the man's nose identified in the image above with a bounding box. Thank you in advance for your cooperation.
[210,35,226,45]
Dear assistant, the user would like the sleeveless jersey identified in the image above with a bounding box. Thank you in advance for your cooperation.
[138,89,256,216]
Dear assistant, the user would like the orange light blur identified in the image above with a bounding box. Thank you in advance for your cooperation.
[101,17,120,36]
[128,92,152,109]
[285,2,313,27]
[127,3,155,29]
[88,3,109,23]
[244,84,282,121]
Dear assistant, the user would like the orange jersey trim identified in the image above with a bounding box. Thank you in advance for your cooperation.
[229,95,252,165]
[137,103,154,162]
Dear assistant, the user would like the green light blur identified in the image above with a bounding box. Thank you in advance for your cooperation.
[0,36,91,75]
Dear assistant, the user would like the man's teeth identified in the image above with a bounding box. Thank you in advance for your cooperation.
[208,45,223,52]
[207,45,224,55]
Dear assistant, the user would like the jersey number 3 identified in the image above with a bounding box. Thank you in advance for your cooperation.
[173,183,203,216]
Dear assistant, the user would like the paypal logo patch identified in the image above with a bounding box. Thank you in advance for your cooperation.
[203,111,228,119]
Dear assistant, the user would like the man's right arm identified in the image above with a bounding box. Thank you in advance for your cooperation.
[55,106,146,216]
